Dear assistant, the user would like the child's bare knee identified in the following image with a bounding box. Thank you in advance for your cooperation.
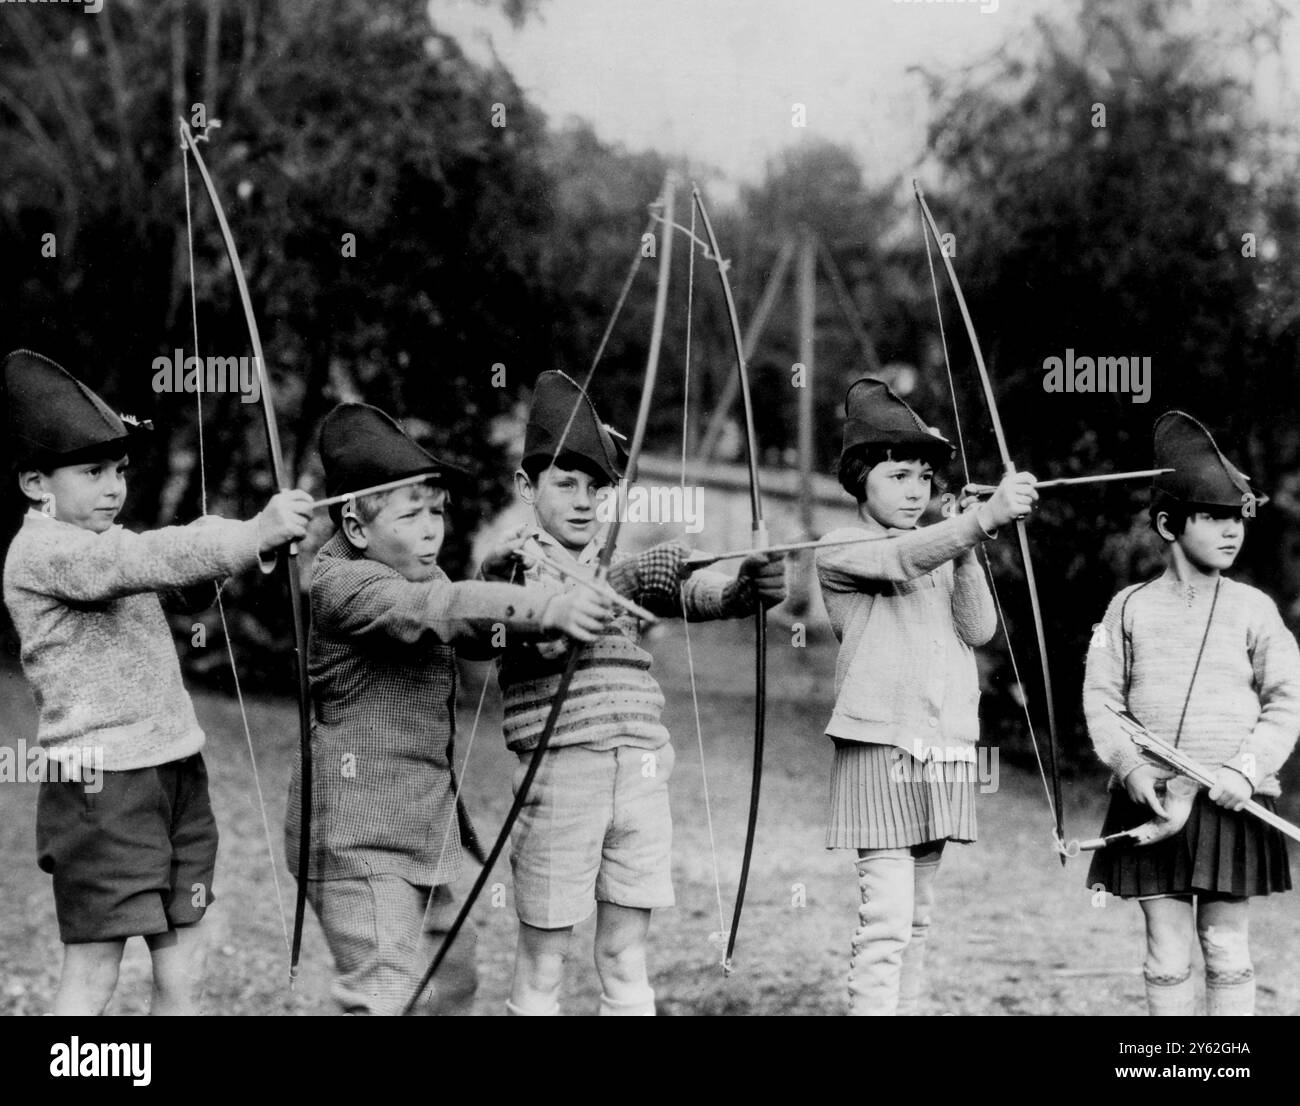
[516,934,568,995]
[1199,920,1251,975]
[595,939,646,984]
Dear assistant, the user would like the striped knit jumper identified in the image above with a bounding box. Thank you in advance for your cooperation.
[499,533,755,753]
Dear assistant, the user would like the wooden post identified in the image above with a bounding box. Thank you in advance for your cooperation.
[783,226,817,618]
[796,227,815,539]
[698,235,796,461]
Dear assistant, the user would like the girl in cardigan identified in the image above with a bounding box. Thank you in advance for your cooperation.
[814,377,1038,1016]
[1084,411,1300,1016]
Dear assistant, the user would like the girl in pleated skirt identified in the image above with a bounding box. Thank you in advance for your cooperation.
[1084,411,1300,1016]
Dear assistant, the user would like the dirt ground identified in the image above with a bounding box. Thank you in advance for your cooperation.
[2,618,1297,1016]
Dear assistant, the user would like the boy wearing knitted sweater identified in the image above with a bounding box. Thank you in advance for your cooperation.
[284,403,610,1016]
[815,377,1037,1016]
[2,349,313,1014]
[1085,411,1300,1017]
[486,371,785,1017]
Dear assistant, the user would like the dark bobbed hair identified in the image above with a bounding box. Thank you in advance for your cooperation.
[837,444,949,503]
[1149,490,1247,539]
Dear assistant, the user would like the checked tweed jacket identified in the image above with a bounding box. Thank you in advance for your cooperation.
[285,532,557,885]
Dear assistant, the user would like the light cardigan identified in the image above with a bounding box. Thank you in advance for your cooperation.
[2,510,263,770]
[1085,570,1300,797]
[815,510,996,757]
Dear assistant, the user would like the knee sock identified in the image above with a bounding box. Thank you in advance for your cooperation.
[506,998,560,1016]
[1205,970,1254,1016]
[1200,902,1254,1016]
[1144,969,1194,1017]
[598,987,656,1016]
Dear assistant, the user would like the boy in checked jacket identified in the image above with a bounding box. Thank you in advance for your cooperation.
[285,402,610,1016]
[484,371,786,1017]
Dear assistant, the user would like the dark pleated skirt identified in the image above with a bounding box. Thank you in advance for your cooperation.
[1086,789,1292,898]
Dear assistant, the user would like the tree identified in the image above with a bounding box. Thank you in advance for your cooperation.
[0,0,557,686]
[914,0,1300,768]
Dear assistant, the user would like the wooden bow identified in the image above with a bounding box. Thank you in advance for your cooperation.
[400,175,680,1014]
[692,186,770,970]
[179,120,315,976]
[915,181,1067,859]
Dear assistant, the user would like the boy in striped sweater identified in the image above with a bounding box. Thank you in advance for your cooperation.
[485,371,785,1016]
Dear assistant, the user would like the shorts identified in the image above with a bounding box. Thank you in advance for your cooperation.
[509,743,676,929]
[36,754,218,944]
[307,876,477,1016]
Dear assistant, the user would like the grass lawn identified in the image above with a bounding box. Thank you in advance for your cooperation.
[2,618,1297,1015]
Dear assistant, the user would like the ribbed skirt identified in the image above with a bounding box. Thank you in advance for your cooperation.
[826,742,978,850]
[1086,789,1292,898]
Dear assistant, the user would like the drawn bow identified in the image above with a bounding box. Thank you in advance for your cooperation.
[915,182,1067,859]
[691,187,770,968]
[178,120,315,975]
[401,175,680,1014]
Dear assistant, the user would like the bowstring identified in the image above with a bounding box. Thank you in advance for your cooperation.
[409,211,656,962]
[409,579,497,957]
[182,144,292,958]
[677,198,728,948]
[919,205,1060,837]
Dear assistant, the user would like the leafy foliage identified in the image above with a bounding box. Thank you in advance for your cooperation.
[909,0,1300,766]
[0,0,560,686]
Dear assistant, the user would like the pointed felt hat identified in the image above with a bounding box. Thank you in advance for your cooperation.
[4,349,147,468]
[840,376,953,465]
[1152,410,1265,510]
[318,402,469,501]
[522,370,626,484]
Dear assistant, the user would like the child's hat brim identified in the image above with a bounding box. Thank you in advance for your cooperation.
[319,402,470,501]
[1152,410,1262,509]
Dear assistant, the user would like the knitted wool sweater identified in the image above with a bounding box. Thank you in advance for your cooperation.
[1085,570,1300,797]
[498,534,756,754]
[3,510,263,770]
[816,510,996,756]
